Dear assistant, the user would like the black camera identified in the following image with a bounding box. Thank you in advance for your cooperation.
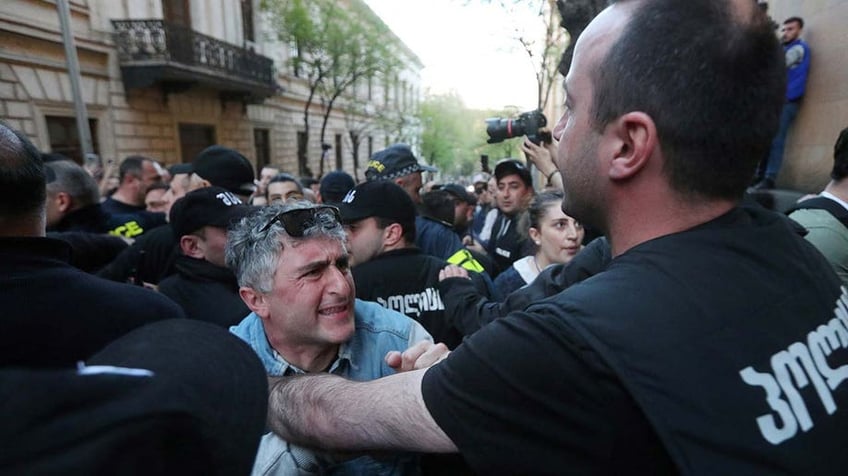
[485,109,550,145]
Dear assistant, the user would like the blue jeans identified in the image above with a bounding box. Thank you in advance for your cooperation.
[764,101,800,180]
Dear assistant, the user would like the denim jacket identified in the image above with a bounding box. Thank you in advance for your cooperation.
[231,299,432,476]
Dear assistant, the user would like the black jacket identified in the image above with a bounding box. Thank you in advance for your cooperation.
[158,255,249,327]
[0,237,184,368]
[485,210,530,275]
[353,248,491,349]
[97,224,178,284]
[48,204,111,233]
[439,236,612,336]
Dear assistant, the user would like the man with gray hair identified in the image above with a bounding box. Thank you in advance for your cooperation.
[226,201,433,475]
[46,160,165,239]
[45,160,109,233]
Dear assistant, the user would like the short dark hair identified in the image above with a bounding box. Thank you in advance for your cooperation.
[831,127,848,181]
[118,155,149,182]
[0,123,46,220]
[420,190,456,228]
[300,177,319,189]
[593,0,785,200]
[268,173,304,196]
[783,16,804,29]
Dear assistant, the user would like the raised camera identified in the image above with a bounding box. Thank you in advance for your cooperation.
[485,109,550,145]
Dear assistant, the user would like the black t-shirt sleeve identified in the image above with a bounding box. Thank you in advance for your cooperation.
[420,304,674,475]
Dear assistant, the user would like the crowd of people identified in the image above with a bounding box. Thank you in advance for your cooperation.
[1,0,847,474]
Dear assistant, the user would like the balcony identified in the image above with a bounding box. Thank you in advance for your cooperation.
[112,20,278,103]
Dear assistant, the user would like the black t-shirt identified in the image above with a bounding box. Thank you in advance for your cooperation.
[422,309,676,475]
[101,197,145,215]
[422,206,847,474]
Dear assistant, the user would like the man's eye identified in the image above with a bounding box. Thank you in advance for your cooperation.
[336,257,350,272]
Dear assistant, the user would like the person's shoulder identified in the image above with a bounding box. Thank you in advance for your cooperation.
[101,278,185,316]
[229,312,261,341]
[353,299,419,337]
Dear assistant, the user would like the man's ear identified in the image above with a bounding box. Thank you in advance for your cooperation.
[382,222,404,248]
[179,234,204,259]
[607,112,657,181]
[239,287,269,319]
[55,192,73,213]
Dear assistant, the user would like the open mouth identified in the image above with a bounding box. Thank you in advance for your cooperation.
[318,304,349,316]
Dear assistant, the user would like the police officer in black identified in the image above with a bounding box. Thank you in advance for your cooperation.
[158,187,254,327]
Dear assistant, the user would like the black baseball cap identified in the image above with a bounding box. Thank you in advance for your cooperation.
[365,144,437,181]
[337,180,416,225]
[320,170,356,204]
[494,159,533,188]
[168,163,193,176]
[439,183,477,206]
[190,146,256,196]
[169,186,254,237]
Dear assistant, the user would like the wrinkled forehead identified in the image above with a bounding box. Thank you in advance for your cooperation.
[277,234,345,266]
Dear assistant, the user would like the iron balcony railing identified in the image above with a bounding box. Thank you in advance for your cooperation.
[112,19,275,92]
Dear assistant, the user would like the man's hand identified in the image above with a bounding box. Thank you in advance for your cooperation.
[386,341,450,372]
[439,264,470,281]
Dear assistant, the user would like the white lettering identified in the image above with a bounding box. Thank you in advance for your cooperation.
[740,366,798,444]
[740,287,848,444]
[374,288,445,318]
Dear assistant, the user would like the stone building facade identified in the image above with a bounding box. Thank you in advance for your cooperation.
[760,0,848,192]
[0,0,422,181]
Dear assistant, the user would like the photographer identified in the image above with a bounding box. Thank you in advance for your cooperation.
[521,133,563,190]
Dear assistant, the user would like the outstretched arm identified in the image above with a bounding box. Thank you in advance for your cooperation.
[267,369,457,453]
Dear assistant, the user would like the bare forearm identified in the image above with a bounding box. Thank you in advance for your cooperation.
[267,370,457,453]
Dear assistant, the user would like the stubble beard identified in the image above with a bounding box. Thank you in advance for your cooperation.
[561,137,605,233]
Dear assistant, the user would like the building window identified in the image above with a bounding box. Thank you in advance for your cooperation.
[241,0,255,44]
[163,0,191,27]
[254,128,270,168]
[334,134,342,170]
[289,39,301,77]
[46,116,99,164]
[383,74,389,107]
[178,124,215,163]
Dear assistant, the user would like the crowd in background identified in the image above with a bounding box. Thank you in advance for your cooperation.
[2,0,847,474]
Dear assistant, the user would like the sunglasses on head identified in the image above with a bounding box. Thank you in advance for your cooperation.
[258,205,341,237]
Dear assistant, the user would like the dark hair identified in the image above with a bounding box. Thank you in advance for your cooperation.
[300,177,319,188]
[831,127,848,181]
[783,16,803,28]
[593,0,785,200]
[268,173,304,196]
[0,123,46,220]
[528,190,565,230]
[146,182,171,194]
[41,152,72,163]
[269,173,303,187]
[518,190,563,245]
[375,216,416,244]
[420,190,455,228]
[118,155,149,182]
